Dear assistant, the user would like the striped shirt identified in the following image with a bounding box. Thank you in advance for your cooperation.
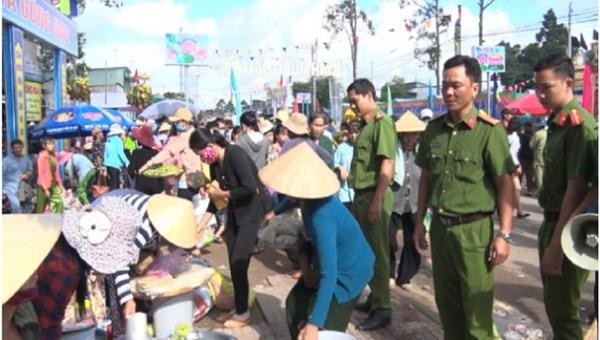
[100,189,157,305]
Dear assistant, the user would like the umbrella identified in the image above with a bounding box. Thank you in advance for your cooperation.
[106,109,136,131]
[30,105,119,139]
[139,99,201,120]
[505,93,549,116]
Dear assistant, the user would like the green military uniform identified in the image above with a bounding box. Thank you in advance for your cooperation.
[349,106,397,318]
[415,107,515,339]
[529,128,547,191]
[538,98,597,340]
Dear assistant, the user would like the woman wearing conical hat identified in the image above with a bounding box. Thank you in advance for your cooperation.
[260,142,375,339]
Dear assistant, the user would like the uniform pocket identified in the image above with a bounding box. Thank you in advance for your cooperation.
[429,149,444,175]
[454,151,480,183]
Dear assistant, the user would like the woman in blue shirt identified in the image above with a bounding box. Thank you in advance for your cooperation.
[260,142,375,340]
[103,124,130,190]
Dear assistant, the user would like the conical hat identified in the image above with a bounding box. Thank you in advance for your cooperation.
[395,111,426,133]
[259,142,339,199]
[147,194,197,248]
[3,214,62,303]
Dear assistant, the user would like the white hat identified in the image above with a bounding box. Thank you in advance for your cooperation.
[107,123,125,136]
[420,108,433,121]
[3,214,62,303]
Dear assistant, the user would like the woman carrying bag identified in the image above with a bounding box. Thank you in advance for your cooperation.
[190,128,267,328]
[260,143,375,340]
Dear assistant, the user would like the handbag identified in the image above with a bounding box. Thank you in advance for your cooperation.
[91,172,110,198]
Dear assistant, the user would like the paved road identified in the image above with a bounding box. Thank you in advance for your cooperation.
[197,194,596,338]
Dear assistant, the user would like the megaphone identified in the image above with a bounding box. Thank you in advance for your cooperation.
[561,213,598,271]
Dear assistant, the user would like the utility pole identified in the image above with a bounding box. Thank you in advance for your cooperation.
[567,1,573,57]
[104,59,108,105]
[477,0,497,45]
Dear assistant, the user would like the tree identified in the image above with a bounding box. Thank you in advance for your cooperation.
[498,10,570,88]
[475,0,498,45]
[400,0,451,95]
[292,76,342,111]
[215,98,226,112]
[380,76,407,99]
[163,92,185,100]
[534,9,569,56]
[225,100,235,113]
[241,100,250,110]
[323,0,374,80]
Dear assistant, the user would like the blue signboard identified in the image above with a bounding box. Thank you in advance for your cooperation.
[2,0,78,56]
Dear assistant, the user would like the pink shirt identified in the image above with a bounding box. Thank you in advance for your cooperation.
[143,128,202,179]
[37,150,63,190]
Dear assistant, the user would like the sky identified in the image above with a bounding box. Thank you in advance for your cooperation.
[74,0,598,108]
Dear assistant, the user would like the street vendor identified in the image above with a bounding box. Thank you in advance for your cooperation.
[260,143,375,340]
[62,189,196,334]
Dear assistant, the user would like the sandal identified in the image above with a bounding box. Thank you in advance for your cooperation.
[517,212,530,219]
[224,314,250,328]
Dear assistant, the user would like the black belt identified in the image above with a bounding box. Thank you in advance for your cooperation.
[354,187,376,194]
[437,212,492,227]
[543,211,560,221]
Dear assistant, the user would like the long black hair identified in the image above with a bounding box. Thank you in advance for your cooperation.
[240,111,260,132]
[189,127,229,152]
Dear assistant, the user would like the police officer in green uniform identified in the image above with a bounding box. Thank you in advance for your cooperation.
[346,78,397,331]
[533,54,597,340]
[414,55,516,339]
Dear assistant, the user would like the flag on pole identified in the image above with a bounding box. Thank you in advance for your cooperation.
[427,79,434,109]
[387,84,393,116]
[231,68,242,125]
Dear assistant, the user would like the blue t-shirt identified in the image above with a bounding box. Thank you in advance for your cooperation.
[300,196,375,327]
[333,143,354,203]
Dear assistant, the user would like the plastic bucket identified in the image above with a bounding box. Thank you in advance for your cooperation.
[61,325,96,340]
[318,330,356,340]
[126,312,148,339]
[152,292,194,339]
[188,331,238,339]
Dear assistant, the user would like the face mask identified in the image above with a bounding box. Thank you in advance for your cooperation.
[176,122,187,133]
[199,146,218,164]
[218,129,226,136]
[157,133,168,143]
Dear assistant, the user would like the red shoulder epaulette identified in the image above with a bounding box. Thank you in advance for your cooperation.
[374,110,385,121]
[557,112,569,127]
[568,109,584,126]
[477,110,500,126]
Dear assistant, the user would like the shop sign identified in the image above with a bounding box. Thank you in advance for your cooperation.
[25,80,42,121]
[3,0,78,55]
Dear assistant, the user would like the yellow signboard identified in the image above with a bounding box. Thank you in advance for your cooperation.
[25,81,42,121]
[14,42,27,149]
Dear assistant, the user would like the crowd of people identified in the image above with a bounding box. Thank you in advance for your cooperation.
[2,52,597,340]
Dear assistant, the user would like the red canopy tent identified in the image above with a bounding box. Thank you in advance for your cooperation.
[505,93,550,116]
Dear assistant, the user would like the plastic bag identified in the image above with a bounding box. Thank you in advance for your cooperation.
[192,285,213,322]
[207,272,255,311]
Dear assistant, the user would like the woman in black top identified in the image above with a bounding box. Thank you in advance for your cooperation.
[128,125,164,195]
[190,128,266,328]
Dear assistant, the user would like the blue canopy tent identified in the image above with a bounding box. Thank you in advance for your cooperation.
[30,105,120,139]
[106,109,136,131]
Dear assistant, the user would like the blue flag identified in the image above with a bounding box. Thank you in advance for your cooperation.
[427,79,434,109]
[230,68,242,125]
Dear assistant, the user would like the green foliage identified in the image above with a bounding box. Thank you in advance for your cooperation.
[380,76,407,99]
[399,0,450,95]
[498,9,570,87]
[163,92,185,100]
